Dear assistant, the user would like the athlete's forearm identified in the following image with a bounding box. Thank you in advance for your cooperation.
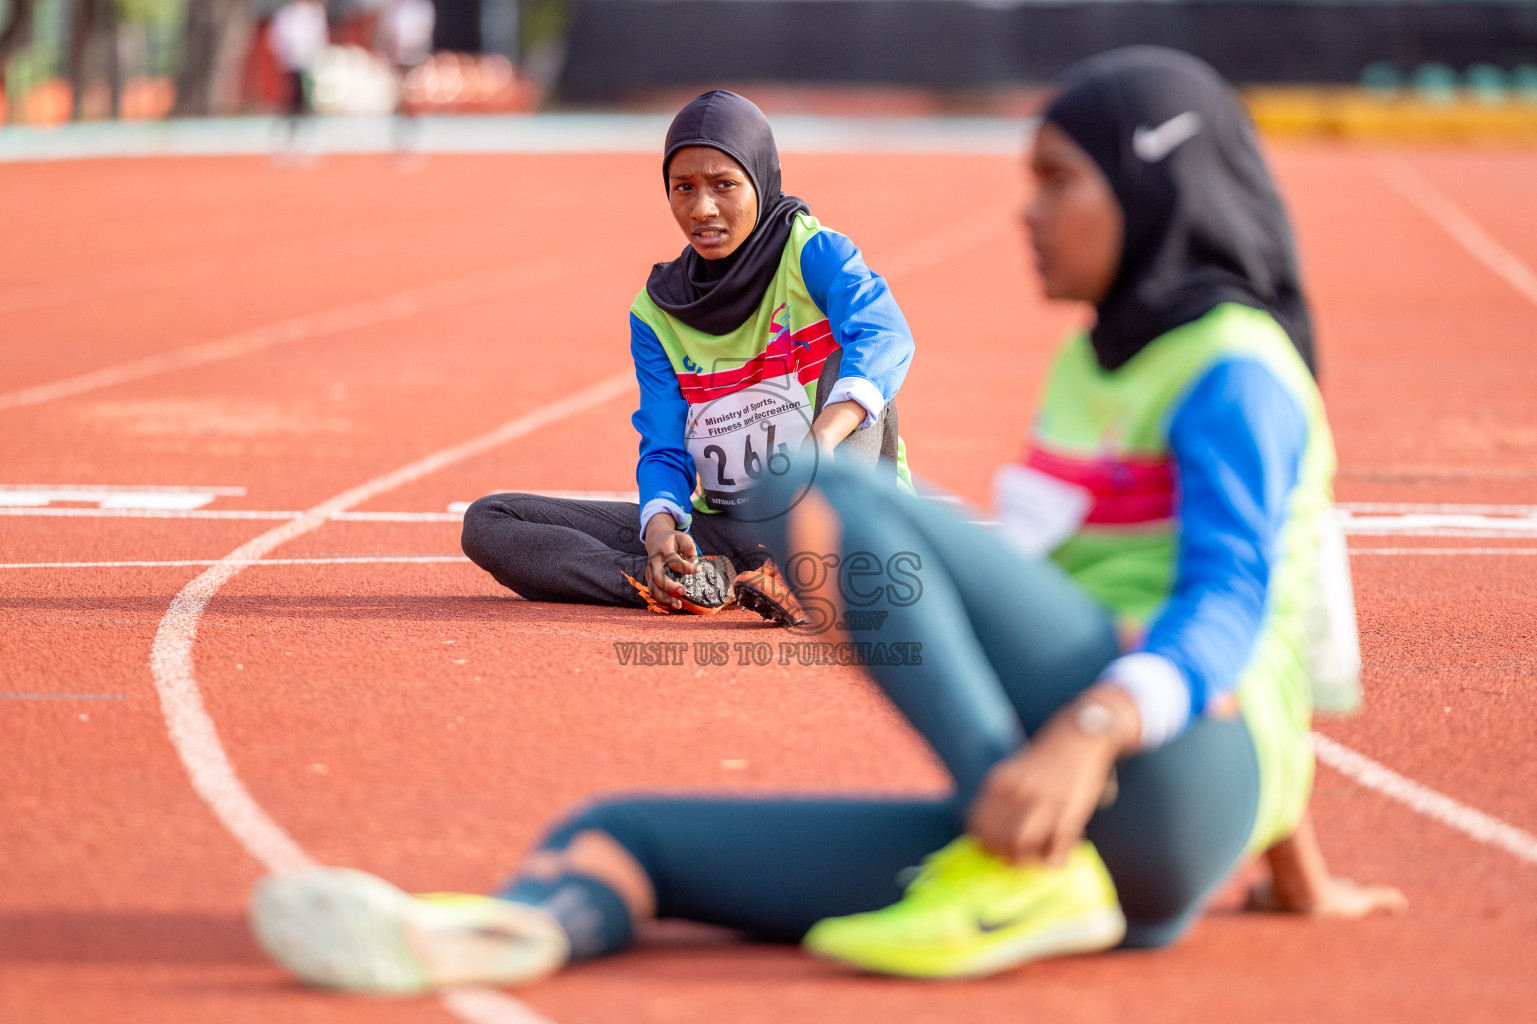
[1262,813,1332,912]
[810,399,865,454]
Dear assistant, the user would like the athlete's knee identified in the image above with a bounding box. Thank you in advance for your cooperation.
[1119,906,1200,949]
[460,492,539,564]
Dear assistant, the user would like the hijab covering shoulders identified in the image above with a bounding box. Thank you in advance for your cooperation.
[645,90,812,336]
[1042,47,1316,376]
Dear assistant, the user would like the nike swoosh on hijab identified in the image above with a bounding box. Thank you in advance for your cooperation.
[1131,111,1203,162]
[1041,47,1316,375]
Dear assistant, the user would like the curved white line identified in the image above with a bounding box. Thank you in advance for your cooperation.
[3,556,470,569]
[149,374,628,1019]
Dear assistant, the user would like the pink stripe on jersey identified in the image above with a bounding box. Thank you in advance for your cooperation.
[677,320,838,404]
[1023,445,1176,525]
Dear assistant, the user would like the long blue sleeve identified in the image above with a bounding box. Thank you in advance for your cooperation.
[799,229,915,419]
[1142,358,1308,715]
[630,312,696,529]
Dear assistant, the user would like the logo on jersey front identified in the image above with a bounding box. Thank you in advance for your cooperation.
[769,302,792,348]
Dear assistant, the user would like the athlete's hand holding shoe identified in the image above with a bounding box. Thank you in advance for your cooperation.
[968,685,1142,867]
[644,512,698,610]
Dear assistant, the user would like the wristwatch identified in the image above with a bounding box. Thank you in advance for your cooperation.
[1073,700,1123,808]
[1074,700,1120,737]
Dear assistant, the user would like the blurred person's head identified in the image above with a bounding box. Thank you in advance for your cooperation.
[1025,46,1314,374]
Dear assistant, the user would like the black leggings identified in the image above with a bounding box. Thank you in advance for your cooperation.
[508,460,1261,949]
[461,348,900,607]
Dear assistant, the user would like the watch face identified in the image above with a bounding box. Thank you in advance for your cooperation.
[1076,701,1117,736]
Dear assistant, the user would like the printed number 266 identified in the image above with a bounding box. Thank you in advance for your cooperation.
[703,423,794,486]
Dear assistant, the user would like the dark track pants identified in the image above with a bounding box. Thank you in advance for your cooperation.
[461,348,900,607]
[461,492,770,607]
[507,460,1262,950]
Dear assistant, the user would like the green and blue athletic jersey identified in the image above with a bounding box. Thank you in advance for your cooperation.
[999,304,1333,852]
[631,213,914,528]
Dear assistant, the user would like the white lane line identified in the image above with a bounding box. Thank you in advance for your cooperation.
[0,507,455,521]
[1374,158,1537,310]
[1338,507,1537,539]
[0,484,247,509]
[1312,733,1537,868]
[1,555,470,569]
[1349,547,1537,556]
[13,504,1537,539]
[149,373,629,867]
[445,490,639,513]
[0,257,583,414]
[1342,502,1537,515]
[13,548,1535,570]
[148,375,627,1024]
[0,195,1002,418]
[441,987,558,1024]
[1346,529,1537,539]
[878,201,1017,281]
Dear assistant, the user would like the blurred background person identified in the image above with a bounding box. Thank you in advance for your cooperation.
[376,0,435,163]
[268,0,329,160]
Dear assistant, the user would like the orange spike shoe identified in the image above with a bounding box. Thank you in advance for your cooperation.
[624,555,737,615]
[734,559,807,627]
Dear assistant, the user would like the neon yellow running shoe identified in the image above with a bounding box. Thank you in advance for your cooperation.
[250,868,569,995]
[802,837,1125,978]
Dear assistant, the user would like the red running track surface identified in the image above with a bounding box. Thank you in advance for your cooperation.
[1,145,1535,1022]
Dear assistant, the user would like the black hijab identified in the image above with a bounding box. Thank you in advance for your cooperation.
[1042,47,1316,376]
[645,90,811,336]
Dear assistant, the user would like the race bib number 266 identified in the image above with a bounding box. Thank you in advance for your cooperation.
[686,375,813,513]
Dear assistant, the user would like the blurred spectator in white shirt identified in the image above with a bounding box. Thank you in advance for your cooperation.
[270,0,330,116]
[269,0,329,160]
[378,0,436,72]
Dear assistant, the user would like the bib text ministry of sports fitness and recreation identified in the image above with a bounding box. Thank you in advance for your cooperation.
[700,395,798,437]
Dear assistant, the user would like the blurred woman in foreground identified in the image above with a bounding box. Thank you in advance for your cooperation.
[248,49,1402,993]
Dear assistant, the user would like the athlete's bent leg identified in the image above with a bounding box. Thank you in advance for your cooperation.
[748,461,1260,948]
[749,461,1120,805]
[497,795,961,954]
[1086,714,1259,946]
[460,494,651,606]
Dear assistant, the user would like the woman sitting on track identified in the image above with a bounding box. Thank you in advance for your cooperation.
[250,49,1404,993]
[460,89,916,625]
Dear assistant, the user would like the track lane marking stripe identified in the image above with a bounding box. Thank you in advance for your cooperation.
[0,257,587,414]
[6,556,471,569]
[148,376,629,1024]
[1,193,1008,418]
[1374,158,1537,310]
[15,548,1537,570]
[1347,548,1537,556]
[1312,733,1537,867]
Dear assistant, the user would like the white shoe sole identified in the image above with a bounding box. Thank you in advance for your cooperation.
[252,868,432,995]
[250,868,567,995]
[961,905,1128,978]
